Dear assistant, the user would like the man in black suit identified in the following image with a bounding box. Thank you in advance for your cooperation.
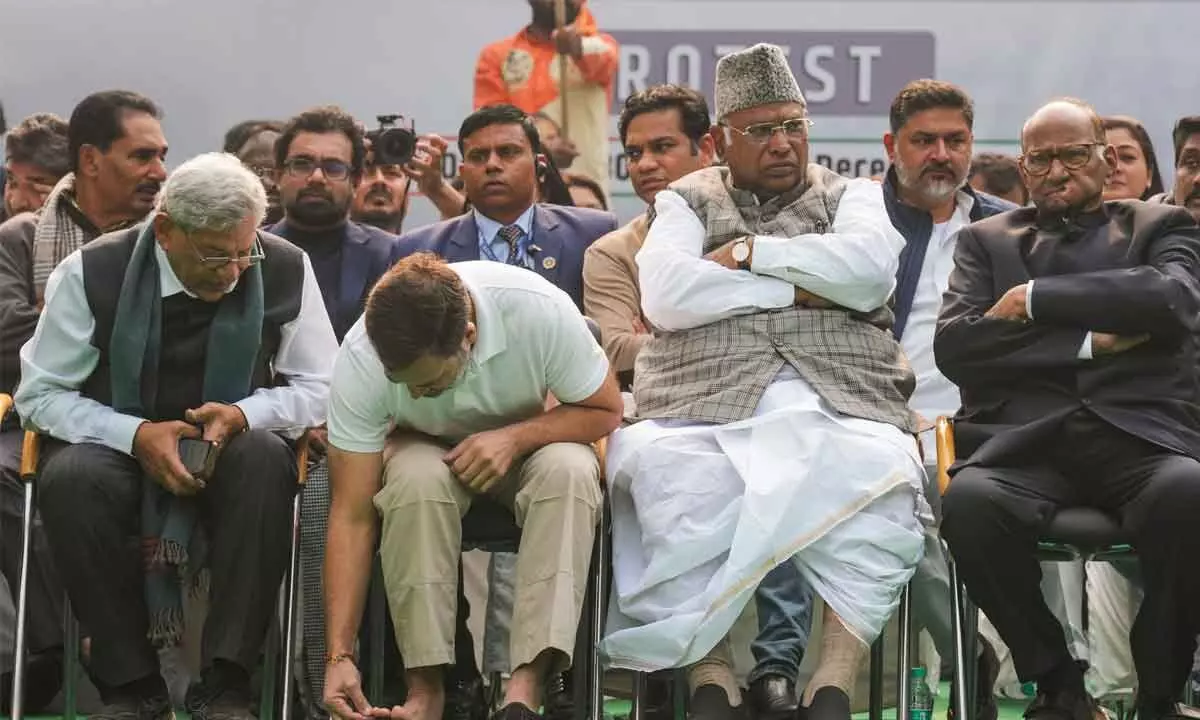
[935,98,1200,720]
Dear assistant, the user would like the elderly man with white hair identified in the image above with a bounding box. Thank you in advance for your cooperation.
[14,151,337,720]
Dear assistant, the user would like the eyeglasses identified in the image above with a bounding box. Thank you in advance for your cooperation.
[283,156,352,181]
[1020,143,1102,176]
[245,164,276,181]
[184,230,266,269]
[723,117,814,144]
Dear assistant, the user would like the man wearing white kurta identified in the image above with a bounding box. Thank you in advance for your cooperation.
[600,44,928,720]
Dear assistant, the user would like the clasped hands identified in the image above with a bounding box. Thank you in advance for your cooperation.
[985,282,1149,356]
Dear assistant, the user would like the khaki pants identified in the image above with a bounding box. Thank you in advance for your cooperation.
[374,434,602,671]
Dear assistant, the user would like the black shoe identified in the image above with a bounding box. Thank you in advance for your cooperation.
[0,648,65,714]
[747,675,798,720]
[490,702,544,720]
[804,687,850,720]
[444,674,488,720]
[688,684,745,720]
[89,692,174,720]
[1023,688,1099,720]
[185,666,254,720]
[543,670,574,720]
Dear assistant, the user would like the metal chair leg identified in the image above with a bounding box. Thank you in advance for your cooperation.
[868,637,884,720]
[280,489,303,720]
[896,584,913,720]
[588,503,609,720]
[62,603,79,720]
[949,558,971,720]
[367,558,387,706]
[10,476,35,720]
[630,671,647,720]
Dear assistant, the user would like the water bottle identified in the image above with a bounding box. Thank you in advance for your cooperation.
[910,667,934,720]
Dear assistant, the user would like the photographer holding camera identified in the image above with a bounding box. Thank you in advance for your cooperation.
[353,115,469,234]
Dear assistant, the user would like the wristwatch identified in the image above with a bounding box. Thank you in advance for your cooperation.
[731,238,751,270]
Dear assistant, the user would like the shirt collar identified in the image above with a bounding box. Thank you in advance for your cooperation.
[474,205,536,245]
[458,269,507,367]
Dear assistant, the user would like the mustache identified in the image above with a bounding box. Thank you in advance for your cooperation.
[921,162,956,176]
[299,188,334,202]
[365,184,394,201]
[136,181,161,194]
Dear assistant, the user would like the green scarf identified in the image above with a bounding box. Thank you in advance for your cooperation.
[108,222,264,646]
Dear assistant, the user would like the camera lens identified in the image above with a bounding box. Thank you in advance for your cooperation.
[376,128,416,166]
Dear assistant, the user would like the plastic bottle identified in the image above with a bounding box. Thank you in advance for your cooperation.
[910,667,934,720]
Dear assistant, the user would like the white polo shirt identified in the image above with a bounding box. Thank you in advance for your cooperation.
[328,261,610,453]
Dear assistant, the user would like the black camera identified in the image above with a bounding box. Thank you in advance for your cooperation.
[369,114,417,166]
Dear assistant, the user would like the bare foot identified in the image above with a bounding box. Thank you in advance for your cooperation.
[382,687,445,720]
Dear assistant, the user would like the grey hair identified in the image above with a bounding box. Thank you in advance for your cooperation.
[155,152,267,232]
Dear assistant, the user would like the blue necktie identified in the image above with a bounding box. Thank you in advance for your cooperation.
[497,225,524,266]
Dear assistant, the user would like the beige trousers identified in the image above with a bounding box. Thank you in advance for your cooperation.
[374,434,602,671]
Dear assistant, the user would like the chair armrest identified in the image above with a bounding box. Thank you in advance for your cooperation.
[296,431,312,487]
[593,435,608,484]
[0,393,12,422]
[935,416,956,497]
[20,431,41,481]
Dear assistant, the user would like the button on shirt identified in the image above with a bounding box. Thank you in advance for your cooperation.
[327,261,609,453]
[15,242,337,454]
[476,206,536,269]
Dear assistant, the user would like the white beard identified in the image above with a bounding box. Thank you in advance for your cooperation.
[895,156,965,206]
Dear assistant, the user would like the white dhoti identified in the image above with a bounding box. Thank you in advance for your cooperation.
[601,368,930,671]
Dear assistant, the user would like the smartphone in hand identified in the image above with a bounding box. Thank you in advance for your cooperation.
[178,437,219,479]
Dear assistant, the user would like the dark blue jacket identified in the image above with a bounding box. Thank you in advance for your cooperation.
[394,204,617,310]
[882,167,1017,339]
[268,219,403,342]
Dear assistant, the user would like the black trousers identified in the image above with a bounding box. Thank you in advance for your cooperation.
[941,409,1200,704]
[0,429,64,656]
[37,430,296,694]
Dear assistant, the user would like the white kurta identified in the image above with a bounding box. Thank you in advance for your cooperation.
[600,180,930,671]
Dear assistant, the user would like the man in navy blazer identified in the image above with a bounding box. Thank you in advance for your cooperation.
[267,107,405,343]
[395,105,617,309]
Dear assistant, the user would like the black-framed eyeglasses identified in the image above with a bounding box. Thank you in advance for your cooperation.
[184,230,266,270]
[1020,143,1103,176]
[283,156,352,181]
[722,117,814,144]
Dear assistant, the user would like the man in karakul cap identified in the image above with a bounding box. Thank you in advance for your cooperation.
[599,43,929,720]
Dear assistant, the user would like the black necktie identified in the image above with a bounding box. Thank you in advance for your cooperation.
[497,225,524,266]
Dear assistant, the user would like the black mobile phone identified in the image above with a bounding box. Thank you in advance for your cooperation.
[178,437,218,478]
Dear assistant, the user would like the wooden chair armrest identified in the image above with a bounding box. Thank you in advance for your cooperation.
[296,430,312,487]
[935,416,956,497]
[20,430,41,481]
[593,436,608,488]
[0,393,12,422]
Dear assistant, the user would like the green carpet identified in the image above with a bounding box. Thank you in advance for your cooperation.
[10,682,1036,720]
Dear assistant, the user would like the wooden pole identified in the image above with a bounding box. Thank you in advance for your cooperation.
[554,0,570,139]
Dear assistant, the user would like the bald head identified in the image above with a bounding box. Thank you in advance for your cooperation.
[1021,100,1104,150]
[1019,99,1114,216]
